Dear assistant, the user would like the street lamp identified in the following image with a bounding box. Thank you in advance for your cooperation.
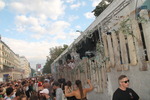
[76,30,83,34]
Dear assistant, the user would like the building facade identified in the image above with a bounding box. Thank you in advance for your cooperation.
[20,56,31,78]
[0,38,31,81]
[0,38,24,81]
[51,0,150,100]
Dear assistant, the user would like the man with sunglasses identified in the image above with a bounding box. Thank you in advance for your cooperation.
[112,75,139,100]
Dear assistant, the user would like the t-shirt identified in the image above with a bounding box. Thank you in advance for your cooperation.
[4,96,15,100]
[112,88,139,100]
[56,88,63,100]
[58,78,65,84]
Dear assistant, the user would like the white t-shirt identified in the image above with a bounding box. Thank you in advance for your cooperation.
[4,96,15,100]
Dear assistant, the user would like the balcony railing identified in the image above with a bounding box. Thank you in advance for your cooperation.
[0,67,24,73]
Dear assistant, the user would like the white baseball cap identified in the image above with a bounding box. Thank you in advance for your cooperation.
[40,89,49,94]
[44,79,50,82]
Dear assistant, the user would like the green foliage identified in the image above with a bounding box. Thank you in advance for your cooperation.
[118,16,148,37]
[119,18,133,36]
[50,44,68,61]
[42,59,53,74]
[137,16,149,24]
[92,0,113,17]
[42,44,68,74]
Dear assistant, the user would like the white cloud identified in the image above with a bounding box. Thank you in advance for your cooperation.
[15,15,39,26]
[0,0,5,10]
[48,21,70,35]
[69,32,80,37]
[9,0,65,20]
[75,25,81,30]
[66,0,75,3]
[2,37,60,69]
[53,35,66,40]
[30,34,44,40]
[15,15,71,40]
[84,12,95,19]
[65,31,80,45]
[70,2,85,9]
[16,25,26,32]
[70,3,81,9]
[15,15,47,34]
[68,15,79,22]
[8,0,78,42]
[90,0,102,7]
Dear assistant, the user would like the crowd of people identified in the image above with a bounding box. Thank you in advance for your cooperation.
[0,74,140,100]
[0,75,93,100]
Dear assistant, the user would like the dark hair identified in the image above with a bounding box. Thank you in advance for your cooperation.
[118,75,127,81]
[75,80,84,100]
[6,87,14,96]
[6,83,10,87]
[15,88,25,97]
[66,81,72,87]
[30,92,38,100]
[21,81,26,86]
[53,81,60,87]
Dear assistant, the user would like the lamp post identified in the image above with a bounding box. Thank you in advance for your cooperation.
[76,30,85,40]
[76,30,84,34]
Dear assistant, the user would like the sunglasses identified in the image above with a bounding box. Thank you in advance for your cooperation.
[122,80,130,83]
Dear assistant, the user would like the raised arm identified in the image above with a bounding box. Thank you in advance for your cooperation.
[85,79,94,93]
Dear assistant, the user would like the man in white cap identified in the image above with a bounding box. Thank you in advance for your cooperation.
[40,88,51,100]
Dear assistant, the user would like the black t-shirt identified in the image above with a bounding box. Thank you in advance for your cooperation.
[112,88,139,100]
[58,78,65,84]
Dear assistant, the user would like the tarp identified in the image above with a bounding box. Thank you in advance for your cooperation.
[143,0,150,10]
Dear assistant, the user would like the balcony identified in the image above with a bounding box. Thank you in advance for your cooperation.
[0,65,24,73]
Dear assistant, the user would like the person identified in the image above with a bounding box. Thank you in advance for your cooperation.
[48,78,54,100]
[4,87,15,100]
[0,86,4,100]
[43,79,50,89]
[22,80,32,100]
[39,88,51,100]
[58,75,66,92]
[65,81,75,100]
[65,79,93,100]
[53,81,63,100]
[0,85,5,99]
[112,75,139,100]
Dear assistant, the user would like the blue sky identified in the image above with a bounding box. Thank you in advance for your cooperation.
[0,0,102,69]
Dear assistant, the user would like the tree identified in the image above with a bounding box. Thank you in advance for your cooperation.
[42,44,68,74]
[92,0,113,17]
[42,59,53,74]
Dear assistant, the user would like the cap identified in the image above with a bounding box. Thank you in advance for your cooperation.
[38,82,43,87]
[40,89,49,94]
[44,79,49,82]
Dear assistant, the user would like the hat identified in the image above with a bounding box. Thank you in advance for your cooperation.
[40,89,49,94]
[38,82,43,87]
[44,79,49,82]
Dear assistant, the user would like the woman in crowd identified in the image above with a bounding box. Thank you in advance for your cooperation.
[65,81,75,100]
[65,79,93,100]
